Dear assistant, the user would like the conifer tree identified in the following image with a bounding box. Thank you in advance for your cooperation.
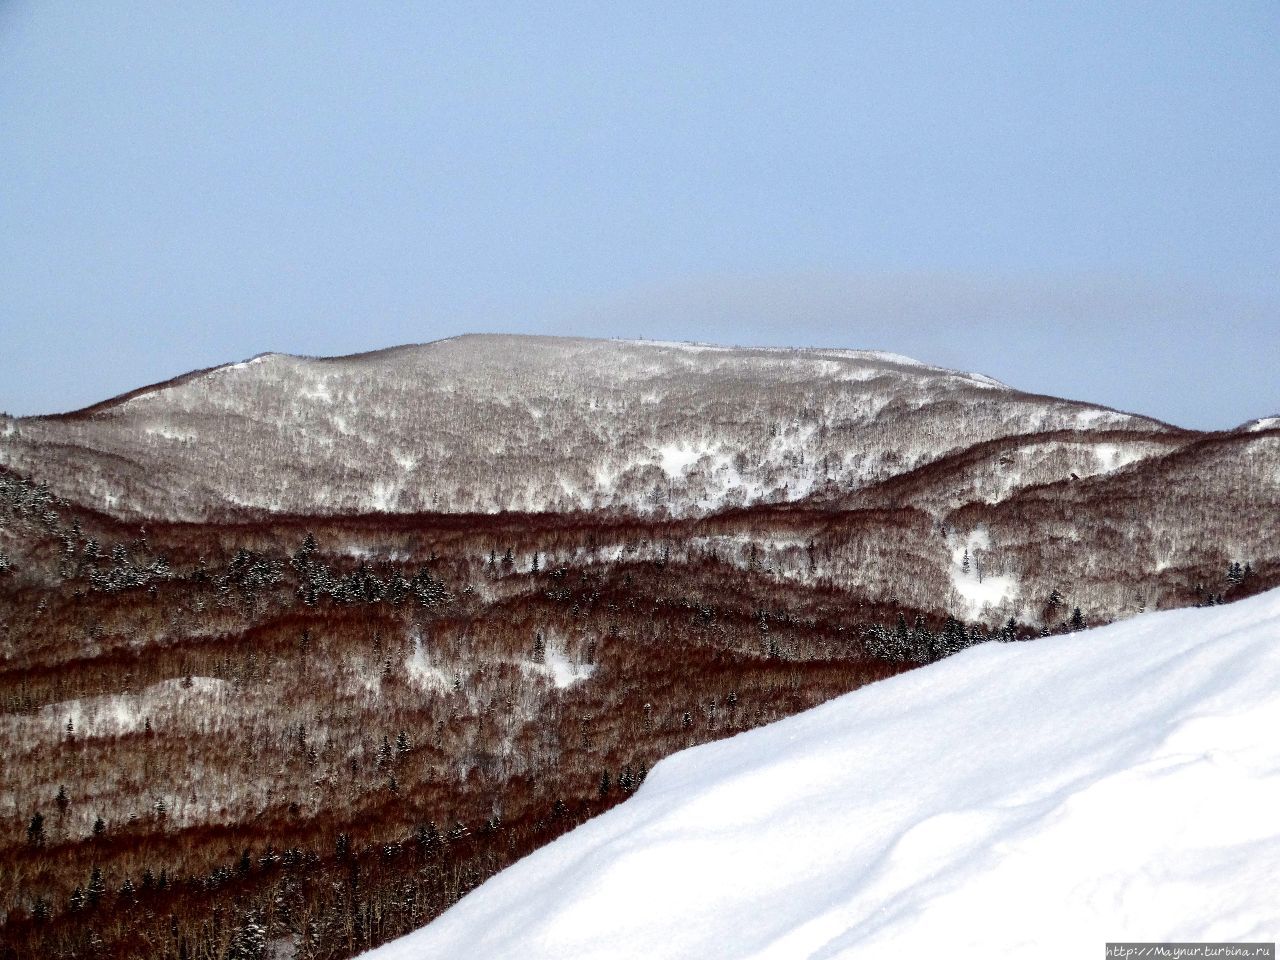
[86,866,105,907]
[225,910,267,960]
[894,613,909,659]
[26,812,45,847]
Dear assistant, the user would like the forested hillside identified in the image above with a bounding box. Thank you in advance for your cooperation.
[362,588,1280,960]
[0,335,1180,520]
[1,337,1276,959]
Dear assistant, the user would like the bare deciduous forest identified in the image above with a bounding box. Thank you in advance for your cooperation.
[1,340,1277,960]
[2,454,1276,959]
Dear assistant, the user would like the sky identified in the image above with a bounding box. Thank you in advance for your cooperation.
[1,1,1276,428]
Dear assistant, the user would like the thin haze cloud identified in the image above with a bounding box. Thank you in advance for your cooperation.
[0,2,1276,428]
[550,273,1278,430]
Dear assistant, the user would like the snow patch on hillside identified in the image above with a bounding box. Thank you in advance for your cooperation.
[369,480,400,512]
[300,378,334,403]
[524,644,595,689]
[24,677,229,740]
[951,569,1019,619]
[1068,406,1141,431]
[220,353,278,374]
[392,450,419,471]
[405,635,455,693]
[1243,416,1280,433]
[656,441,713,477]
[363,588,1280,960]
[143,424,197,443]
[949,527,1018,618]
[1093,441,1148,472]
[848,349,927,367]
[965,371,1007,388]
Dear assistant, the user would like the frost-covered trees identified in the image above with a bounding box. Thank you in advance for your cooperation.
[409,568,449,606]
[861,611,995,662]
[85,866,105,907]
[1226,561,1253,586]
[289,533,452,607]
[940,616,967,656]
[225,910,267,960]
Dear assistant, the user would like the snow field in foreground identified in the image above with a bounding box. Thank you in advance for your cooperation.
[364,589,1280,960]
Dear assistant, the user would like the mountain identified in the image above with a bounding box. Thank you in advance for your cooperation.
[1,335,1277,960]
[0,334,1183,521]
[5,334,1272,626]
[362,586,1280,960]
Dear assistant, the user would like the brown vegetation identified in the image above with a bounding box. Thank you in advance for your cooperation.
[0,476,940,960]
[1,407,1275,959]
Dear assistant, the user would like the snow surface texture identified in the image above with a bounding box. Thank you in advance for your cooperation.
[363,588,1280,960]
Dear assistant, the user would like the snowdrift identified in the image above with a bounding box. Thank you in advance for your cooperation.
[364,590,1280,959]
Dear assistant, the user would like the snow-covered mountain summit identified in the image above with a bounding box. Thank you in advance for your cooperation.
[0,334,1181,520]
[363,586,1280,960]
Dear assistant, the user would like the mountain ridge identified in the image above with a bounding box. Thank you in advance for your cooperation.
[27,333,1191,432]
[3,334,1272,631]
[1,335,1276,960]
[2,334,1192,524]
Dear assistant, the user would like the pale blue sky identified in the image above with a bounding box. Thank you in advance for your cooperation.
[1,2,1276,427]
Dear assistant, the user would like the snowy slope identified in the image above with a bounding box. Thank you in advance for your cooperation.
[1239,415,1280,433]
[363,588,1280,960]
[0,334,1179,520]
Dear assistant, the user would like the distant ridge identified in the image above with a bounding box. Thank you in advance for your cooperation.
[3,334,1180,521]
